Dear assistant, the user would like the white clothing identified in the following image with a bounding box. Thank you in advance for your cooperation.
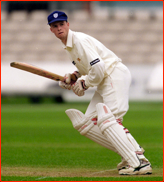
[85,62,132,120]
[62,28,149,168]
[62,29,131,119]
[62,29,121,87]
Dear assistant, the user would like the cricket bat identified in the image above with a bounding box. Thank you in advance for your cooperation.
[10,62,76,82]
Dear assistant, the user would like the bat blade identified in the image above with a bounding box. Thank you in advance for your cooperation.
[10,62,65,81]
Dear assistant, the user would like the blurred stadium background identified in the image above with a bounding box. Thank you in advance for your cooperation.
[1,1,163,103]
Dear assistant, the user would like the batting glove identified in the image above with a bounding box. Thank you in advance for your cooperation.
[59,81,71,90]
[72,79,88,96]
[65,71,81,85]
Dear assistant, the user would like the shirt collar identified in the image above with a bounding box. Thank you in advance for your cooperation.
[61,29,73,49]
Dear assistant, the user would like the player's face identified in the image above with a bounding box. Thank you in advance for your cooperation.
[50,21,69,45]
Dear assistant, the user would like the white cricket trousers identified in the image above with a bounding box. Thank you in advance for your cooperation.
[85,62,132,120]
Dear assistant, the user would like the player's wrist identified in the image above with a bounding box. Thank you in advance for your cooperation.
[81,80,88,90]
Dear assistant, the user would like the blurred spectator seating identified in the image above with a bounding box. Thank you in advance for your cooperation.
[1,11,8,22]
[10,10,28,21]
[29,10,48,23]
[1,9,163,64]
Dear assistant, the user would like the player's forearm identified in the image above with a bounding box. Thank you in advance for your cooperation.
[85,61,105,87]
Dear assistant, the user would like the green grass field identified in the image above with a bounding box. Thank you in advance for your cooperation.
[1,101,163,181]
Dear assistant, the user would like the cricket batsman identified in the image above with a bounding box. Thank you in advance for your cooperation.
[47,10,152,175]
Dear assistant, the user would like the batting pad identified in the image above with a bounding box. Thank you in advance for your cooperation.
[126,133,142,152]
[126,133,148,161]
[65,109,85,130]
[65,109,119,154]
[96,103,140,168]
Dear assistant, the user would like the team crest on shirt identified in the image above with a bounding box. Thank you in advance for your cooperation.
[77,58,81,62]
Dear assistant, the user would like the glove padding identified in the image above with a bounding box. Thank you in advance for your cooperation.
[65,71,81,85]
[59,71,81,90]
[59,81,71,90]
[72,80,88,96]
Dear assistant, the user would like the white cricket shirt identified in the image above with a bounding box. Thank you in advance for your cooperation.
[62,29,121,87]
